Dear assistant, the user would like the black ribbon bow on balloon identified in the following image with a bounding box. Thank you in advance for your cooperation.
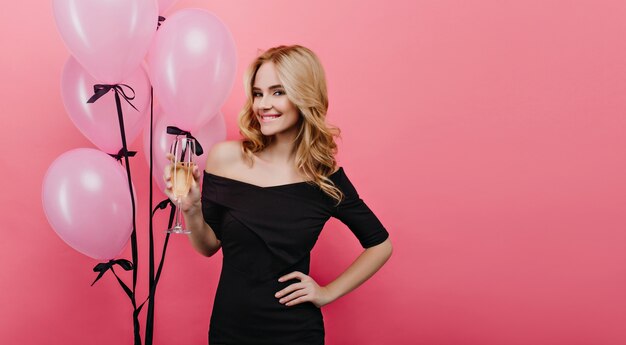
[87,84,138,111]
[109,148,137,162]
[166,126,204,156]
[91,259,133,286]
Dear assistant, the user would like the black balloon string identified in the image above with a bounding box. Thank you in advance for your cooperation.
[87,82,142,345]
[153,198,173,216]
[145,85,156,345]
[156,201,176,285]
[144,86,177,343]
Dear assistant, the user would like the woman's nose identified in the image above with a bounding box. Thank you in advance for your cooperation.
[258,95,271,110]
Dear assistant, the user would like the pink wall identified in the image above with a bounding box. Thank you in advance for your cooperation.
[2,0,626,344]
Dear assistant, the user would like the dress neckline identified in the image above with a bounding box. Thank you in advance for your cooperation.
[204,167,343,189]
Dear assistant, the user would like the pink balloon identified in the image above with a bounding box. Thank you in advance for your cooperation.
[42,148,135,260]
[158,0,178,14]
[143,108,227,193]
[148,9,237,130]
[61,57,151,154]
[52,0,158,84]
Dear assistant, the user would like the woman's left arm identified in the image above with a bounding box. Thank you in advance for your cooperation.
[276,238,393,307]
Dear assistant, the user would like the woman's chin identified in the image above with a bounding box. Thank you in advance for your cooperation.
[260,128,275,136]
[259,123,299,139]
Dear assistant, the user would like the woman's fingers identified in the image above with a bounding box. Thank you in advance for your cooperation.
[275,273,315,306]
[163,160,172,181]
[284,295,310,307]
[275,282,304,298]
[280,289,308,305]
[274,271,330,308]
[278,271,306,283]
[163,154,174,199]
[192,163,201,182]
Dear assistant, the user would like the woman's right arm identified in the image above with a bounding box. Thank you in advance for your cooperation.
[183,197,221,257]
[164,142,232,257]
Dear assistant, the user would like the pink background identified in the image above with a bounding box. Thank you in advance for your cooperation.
[2,0,626,344]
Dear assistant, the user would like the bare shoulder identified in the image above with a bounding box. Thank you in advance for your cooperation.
[204,140,243,175]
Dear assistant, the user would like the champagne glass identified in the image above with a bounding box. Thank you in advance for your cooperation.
[168,137,196,234]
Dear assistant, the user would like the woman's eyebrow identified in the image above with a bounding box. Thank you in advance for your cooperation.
[252,84,284,91]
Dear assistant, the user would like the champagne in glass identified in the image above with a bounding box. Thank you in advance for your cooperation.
[168,137,196,234]
[171,162,193,198]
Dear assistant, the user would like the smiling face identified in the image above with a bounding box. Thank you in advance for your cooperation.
[252,62,301,138]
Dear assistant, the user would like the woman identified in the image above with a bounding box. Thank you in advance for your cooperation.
[164,45,392,345]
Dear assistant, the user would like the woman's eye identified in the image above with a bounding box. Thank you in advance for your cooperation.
[273,90,285,96]
[252,92,262,98]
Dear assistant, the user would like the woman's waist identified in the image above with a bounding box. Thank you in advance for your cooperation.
[214,262,321,318]
[220,253,311,283]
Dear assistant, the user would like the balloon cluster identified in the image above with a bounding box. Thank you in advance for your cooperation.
[43,0,234,262]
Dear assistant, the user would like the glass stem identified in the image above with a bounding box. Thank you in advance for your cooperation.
[176,198,184,228]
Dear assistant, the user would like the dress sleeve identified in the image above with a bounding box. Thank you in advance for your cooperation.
[331,169,389,248]
[201,174,225,241]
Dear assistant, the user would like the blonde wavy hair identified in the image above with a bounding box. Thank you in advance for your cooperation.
[238,45,344,205]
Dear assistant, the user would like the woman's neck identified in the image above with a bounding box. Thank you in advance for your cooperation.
[259,129,298,164]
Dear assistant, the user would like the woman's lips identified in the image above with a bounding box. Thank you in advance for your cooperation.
[259,114,282,122]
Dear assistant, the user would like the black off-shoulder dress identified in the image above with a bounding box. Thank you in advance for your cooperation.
[201,167,389,345]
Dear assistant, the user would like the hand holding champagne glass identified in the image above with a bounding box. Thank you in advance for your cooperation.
[163,137,199,234]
